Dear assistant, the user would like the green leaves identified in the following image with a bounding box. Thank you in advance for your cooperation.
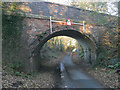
[15,71,22,76]
[79,50,84,58]
[107,65,114,68]
[42,31,47,34]
[2,2,20,15]
[107,62,120,69]
[9,61,23,71]
[71,2,107,13]
[37,31,48,39]
[39,34,43,37]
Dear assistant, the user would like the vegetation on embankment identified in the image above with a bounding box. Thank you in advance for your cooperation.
[2,27,66,88]
[2,14,25,73]
[94,26,119,70]
[87,67,119,88]
[2,2,27,74]
[2,11,75,88]
[72,25,120,88]
[72,52,119,88]
[2,49,64,88]
[2,29,66,88]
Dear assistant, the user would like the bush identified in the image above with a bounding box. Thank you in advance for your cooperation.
[9,61,23,71]
[107,62,120,69]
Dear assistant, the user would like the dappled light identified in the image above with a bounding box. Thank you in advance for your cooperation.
[2,1,119,89]
[42,36,78,51]
[19,5,32,12]
[41,36,78,58]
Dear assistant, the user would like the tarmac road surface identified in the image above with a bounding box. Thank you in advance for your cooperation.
[59,52,105,89]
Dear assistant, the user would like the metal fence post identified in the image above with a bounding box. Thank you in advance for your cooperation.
[83,21,85,33]
[50,16,52,34]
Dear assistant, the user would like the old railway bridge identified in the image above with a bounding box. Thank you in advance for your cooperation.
[11,2,116,72]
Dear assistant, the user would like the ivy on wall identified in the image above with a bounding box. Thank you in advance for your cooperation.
[2,3,25,72]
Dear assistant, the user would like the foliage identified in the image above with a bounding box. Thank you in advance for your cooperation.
[2,15,23,40]
[66,46,75,52]
[38,34,43,39]
[71,2,107,13]
[2,2,25,74]
[37,31,48,39]
[79,50,84,58]
[43,36,80,54]
[94,25,119,69]
[42,31,47,34]
[107,62,120,69]
[2,2,20,15]
[71,1,118,16]
[9,60,23,71]
[5,65,32,78]
[44,37,65,52]
[3,59,34,78]
[2,14,24,63]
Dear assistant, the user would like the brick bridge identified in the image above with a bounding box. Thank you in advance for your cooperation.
[16,2,116,72]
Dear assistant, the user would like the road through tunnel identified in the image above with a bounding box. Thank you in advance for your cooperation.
[29,30,96,72]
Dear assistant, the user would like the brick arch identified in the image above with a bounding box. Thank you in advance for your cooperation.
[32,29,96,65]
[51,25,97,45]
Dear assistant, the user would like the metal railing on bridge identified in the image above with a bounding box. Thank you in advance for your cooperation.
[49,16,86,34]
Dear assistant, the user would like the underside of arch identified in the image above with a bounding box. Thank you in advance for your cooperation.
[33,30,96,64]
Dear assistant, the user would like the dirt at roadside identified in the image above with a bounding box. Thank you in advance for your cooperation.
[72,53,119,88]
[86,67,119,88]
[2,52,64,88]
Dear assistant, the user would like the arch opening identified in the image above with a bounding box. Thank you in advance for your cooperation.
[33,30,96,64]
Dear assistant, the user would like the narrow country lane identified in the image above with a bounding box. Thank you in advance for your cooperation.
[59,52,105,88]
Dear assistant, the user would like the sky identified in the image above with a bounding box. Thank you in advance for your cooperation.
[2,0,119,2]
[44,0,119,5]
[44,0,71,5]
[107,2,118,16]
[44,0,118,16]
[2,0,118,16]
